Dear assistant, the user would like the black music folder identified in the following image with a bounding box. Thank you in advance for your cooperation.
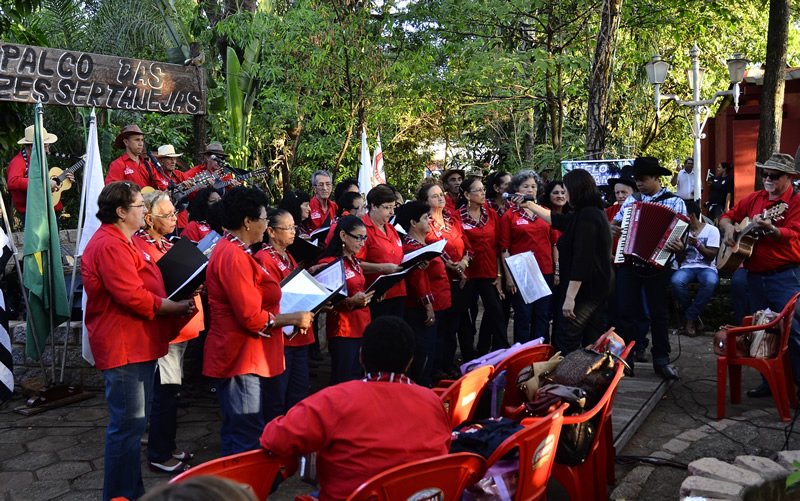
[157,238,209,301]
[287,237,322,265]
[400,239,446,270]
[366,267,413,298]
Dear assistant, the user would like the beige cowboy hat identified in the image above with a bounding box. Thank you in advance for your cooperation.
[204,141,226,157]
[113,124,144,149]
[756,152,799,175]
[17,125,58,145]
[156,144,183,158]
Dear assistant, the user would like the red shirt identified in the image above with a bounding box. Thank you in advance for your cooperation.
[605,204,623,253]
[445,194,458,216]
[260,377,452,501]
[721,188,800,273]
[357,214,407,300]
[105,154,160,189]
[203,237,285,378]
[499,204,557,274]
[81,224,166,370]
[255,244,315,347]
[182,220,212,243]
[133,233,203,345]
[308,196,338,231]
[318,255,370,338]
[426,212,471,280]
[460,204,500,279]
[7,151,64,213]
[402,236,451,311]
[487,197,508,217]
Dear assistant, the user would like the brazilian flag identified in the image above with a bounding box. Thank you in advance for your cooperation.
[23,103,70,361]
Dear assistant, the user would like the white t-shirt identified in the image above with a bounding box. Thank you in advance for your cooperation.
[676,169,696,200]
[681,223,720,270]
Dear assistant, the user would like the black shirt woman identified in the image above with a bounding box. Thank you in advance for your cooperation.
[525,169,613,354]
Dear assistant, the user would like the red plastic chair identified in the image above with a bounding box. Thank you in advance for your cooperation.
[170,449,297,500]
[550,343,633,501]
[495,344,556,417]
[438,365,494,427]
[345,452,487,501]
[480,402,569,501]
[717,291,800,422]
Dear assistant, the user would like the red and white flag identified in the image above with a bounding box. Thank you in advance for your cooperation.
[372,133,386,185]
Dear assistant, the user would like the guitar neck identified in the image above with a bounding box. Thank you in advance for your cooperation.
[214,169,267,189]
[56,159,85,181]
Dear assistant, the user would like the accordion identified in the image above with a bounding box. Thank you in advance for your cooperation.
[614,202,689,268]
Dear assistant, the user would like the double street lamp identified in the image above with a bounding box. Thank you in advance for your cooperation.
[645,44,749,202]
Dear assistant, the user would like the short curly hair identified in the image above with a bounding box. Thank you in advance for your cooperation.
[220,186,268,231]
[96,181,141,224]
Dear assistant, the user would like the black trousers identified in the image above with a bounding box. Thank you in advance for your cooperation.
[466,278,510,355]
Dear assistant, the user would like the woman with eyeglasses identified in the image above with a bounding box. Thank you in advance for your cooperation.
[417,180,472,378]
[458,176,509,355]
[203,187,313,455]
[317,215,376,383]
[81,182,196,501]
[133,190,203,473]
[358,184,407,319]
[254,208,313,421]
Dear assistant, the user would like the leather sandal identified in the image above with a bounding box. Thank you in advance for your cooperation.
[149,459,191,474]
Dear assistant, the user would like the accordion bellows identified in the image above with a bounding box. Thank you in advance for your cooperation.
[614,202,689,268]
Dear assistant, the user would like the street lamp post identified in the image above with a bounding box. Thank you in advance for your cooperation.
[645,44,748,202]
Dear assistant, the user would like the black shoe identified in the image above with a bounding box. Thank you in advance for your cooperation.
[746,383,771,398]
[634,347,648,363]
[654,364,679,380]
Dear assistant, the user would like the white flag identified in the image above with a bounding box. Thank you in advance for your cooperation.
[372,132,386,185]
[358,126,372,193]
[78,110,104,365]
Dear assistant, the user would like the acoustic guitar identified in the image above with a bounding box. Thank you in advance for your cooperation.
[716,202,788,276]
[50,156,86,207]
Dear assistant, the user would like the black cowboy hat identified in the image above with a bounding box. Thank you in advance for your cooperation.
[631,156,672,178]
[606,177,637,191]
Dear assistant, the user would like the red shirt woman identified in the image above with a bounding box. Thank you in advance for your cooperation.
[358,185,407,318]
[203,187,312,456]
[316,215,375,384]
[500,171,556,345]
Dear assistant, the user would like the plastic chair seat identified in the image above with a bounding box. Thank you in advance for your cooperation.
[717,292,800,422]
[345,452,487,501]
[170,449,297,500]
[439,365,494,428]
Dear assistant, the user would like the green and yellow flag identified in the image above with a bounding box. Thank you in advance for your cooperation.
[23,104,70,361]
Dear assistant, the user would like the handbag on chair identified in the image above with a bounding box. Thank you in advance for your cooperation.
[515,351,564,401]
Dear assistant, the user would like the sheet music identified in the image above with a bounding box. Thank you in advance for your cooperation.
[313,259,347,296]
[400,239,446,265]
[504,251,551,305]
[280,270,338,334]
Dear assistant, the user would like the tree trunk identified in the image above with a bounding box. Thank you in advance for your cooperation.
[755,0,789,189]
[192,114,206,164]
[585,0,623,160]
[524,107,535,166]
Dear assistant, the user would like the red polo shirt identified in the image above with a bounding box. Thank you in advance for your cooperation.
[402,236,451,311]
[357,214,407,300]
[499,204,557,274]
[318,255,370,339]
[606,204,623,253]
[721,188,800,273]
[308,196,338,231]
[203,237,285,378]
[426,213,471,280]
[106,154,154,188]
[255,244,315,347]
[460,204,500,279]
[7,151,64,213]
[182,221,212,243]
[81,224,166,370]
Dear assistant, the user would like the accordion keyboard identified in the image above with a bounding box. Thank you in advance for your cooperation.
[653,218,690,266]
[614,206,632,264]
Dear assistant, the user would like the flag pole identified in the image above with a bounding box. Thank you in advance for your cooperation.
[59,112,92,383]
[0,188,47,378]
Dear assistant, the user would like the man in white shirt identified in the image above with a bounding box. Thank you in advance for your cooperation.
[673,157,696,201]
[670,200,720,336]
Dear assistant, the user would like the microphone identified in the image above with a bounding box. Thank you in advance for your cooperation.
[502,192,537,202]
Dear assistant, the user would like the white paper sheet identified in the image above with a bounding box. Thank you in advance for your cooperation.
[504,251,551,304]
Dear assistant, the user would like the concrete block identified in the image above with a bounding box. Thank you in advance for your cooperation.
[663,438,691,454]
[688,457,763,487]
[677,428,709,442]
[680,475,746,499]
[734,455,787,481]
[651,450,675,460]
[776,450,800,470]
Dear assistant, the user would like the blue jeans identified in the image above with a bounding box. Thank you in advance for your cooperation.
[671,267,719,321]
[217,374,282,456]
[329,337,363,384]
[747,267,800,384]
[264,346,310,423]
[102,360,156,501]
[512,274,554,344]
[731,267,751,325]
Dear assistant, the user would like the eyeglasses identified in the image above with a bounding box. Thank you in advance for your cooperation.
[761,171,786,180]
[378,204,395,211]
[345,231,368,242]
[272,225,298,233]
[127,204,146,209]
[152,211,178,219]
